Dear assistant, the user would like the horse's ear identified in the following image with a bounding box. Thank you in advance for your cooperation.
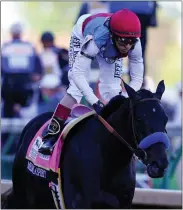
[154,80,165,100]
[123,80,136,99]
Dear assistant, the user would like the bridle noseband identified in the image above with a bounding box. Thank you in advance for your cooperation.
[96,98,161,165]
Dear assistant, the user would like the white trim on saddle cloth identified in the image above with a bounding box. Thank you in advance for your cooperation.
[61,109,95,140]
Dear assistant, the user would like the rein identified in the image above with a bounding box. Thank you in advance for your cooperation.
[96,98,161,164]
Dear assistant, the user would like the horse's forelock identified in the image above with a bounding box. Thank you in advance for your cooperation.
[136,89,154,100]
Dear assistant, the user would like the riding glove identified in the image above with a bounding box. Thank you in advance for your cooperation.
[92,100,105,114]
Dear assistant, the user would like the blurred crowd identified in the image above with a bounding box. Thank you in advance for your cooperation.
[1,23,69,119]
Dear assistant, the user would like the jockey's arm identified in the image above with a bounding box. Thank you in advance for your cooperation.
[128,39,144,91]
[71,38,100,105]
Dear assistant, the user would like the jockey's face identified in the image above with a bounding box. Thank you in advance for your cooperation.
[114,37,137,54]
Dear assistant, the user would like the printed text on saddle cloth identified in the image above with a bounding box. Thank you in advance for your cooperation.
[26,121,64,172]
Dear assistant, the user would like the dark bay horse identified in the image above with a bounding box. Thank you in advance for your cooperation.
[2,81,170,209]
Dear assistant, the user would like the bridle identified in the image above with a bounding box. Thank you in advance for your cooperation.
[96,98,161,165]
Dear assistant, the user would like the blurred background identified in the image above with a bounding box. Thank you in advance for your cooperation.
[1,1,182,193]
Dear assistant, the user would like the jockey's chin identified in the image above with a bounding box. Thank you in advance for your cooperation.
[116,45,133,58]
[119,49,128,54]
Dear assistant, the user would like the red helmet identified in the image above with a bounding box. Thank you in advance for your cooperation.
[110,9,141,38]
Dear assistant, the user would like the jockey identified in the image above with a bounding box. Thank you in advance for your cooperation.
[39,9,144,155]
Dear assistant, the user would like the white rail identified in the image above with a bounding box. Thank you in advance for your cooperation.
[133,188,182,207]
[1,180,182,207]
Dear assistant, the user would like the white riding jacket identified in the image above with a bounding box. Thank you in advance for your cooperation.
[68,14,144,105]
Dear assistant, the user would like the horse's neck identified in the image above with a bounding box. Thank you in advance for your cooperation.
[101,110,134,165]
[108,107,134,145]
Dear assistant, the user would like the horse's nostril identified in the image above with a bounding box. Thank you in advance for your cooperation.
[147,163,166,178]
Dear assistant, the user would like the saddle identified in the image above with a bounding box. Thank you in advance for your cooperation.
[26,104,95,170]
[62,104,95,140]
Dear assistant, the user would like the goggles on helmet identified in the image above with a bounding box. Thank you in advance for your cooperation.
[115,36,138,46]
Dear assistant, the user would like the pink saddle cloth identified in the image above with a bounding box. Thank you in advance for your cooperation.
[26,119,64,172]
[26,104,92,172]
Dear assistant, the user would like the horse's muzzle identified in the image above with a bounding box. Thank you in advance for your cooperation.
[147,161,168,178]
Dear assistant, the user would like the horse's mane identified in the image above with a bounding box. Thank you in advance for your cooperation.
[100,89,155,120]
[100,95,126,119]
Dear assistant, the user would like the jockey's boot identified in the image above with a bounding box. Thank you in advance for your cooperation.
[38,104,71,155]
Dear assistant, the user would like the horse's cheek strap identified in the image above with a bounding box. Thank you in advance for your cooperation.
[139,132,170,150]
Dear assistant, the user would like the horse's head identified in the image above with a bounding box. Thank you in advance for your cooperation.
[123,80,169,178]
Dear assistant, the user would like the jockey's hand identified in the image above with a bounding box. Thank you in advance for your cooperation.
[92,100,105,114]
